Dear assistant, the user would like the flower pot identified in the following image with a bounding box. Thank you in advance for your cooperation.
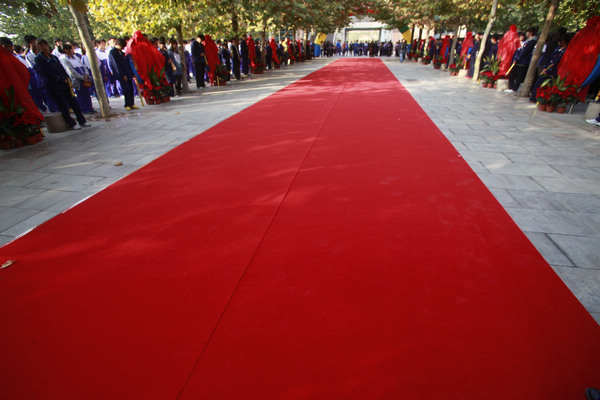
[36,132,43,142]
[545,104,556,113]
[584,102,600,119]
[25,136,37,145]
[433,64,441,69]
[0,140,11,150]
[557,105,567,114]
[161,96,170,102]
[11,138,23,148]
[496,79,509,91]
[538,104,547,112]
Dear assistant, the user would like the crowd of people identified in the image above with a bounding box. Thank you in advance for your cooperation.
[394,25,599,109]
[1,21,599,133]
[0,32,317,131]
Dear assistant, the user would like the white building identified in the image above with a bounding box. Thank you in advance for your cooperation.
[330,17,402,43]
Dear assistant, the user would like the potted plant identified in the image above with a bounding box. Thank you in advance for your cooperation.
[535,86,553,111]
[479,55,501,87]
[448,62,461,76]
[478,70,495,87]
[539,75,577,113]
[421,55,431,65]
[251,57,265,74]
[542,75,578,113]
[0,86,43,149]
[214,64,230,85]
[142,67,171,104]
[433,55,442,69]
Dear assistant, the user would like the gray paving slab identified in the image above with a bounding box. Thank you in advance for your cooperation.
[1,57,599,323]
[524,232,574,267]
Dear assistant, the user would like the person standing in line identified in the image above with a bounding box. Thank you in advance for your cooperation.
[59,44,94,114]
[24,34,57,113]
[51,38,63,58]
[184,40,193,82]
[229,37,241,80]
[240,34,249,77]
[168,39,183,95]
[506,28,537,93]
[157,37,176,96]
[191,34,206,89]
[108,38,137,111]
[95,39,114,98]
[529,35,569,103]
[221,39,232,75]
[34,38,90,130]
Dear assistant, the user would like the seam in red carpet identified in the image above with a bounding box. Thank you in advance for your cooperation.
[174,80,349,400]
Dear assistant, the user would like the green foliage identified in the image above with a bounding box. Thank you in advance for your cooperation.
[5,0,598,46]
[481,54,501,74]
[0,2,79,41]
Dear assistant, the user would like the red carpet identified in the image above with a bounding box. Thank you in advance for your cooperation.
[1,59,598,399]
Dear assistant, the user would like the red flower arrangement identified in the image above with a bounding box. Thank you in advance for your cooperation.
[0,87,43,143]
[479,70,494,82]
[251,57,265,74]
[448,63,461,74]
[140,67,171,104]
[537,75,579,105]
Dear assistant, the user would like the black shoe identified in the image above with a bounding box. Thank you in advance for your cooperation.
[587,388,600,400]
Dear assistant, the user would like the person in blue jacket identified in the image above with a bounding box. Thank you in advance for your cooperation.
[529,35,569,102]
[33,38,89,130]
[108,38,137,111]
[506,28,537,93]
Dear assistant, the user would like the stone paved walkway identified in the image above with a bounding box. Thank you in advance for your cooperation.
[1,57,598,323]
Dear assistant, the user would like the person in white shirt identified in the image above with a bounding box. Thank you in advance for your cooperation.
[51,38,63,58]
[60,44,95,113]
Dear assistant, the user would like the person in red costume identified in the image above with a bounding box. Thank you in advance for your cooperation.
[247,35,256,70]
[0,43,44,134]
[460,31,474,69]
[269,39,280,67]
[287,38,296,62]
[558,16,600,102]
[497,25,521,78]
[125,31,167,91]
[440,35,451,64]
[203,35,221,86]
[297,39,303,61]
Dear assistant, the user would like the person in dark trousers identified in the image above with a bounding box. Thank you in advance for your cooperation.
[506,28,537,93]
[229,37,241,80]
[108,38,137,111]
[191,34,206,88]
[240,34,249,76]
[33,38,89,130]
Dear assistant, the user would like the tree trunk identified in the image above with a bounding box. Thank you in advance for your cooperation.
[423,25,430,57]
[520,0,560,98]
[230,0,239,36]
[176,23,189,93]
[473,0,498,82]
[261,17,268,66]
[448,25,460,67]
[68,4,110,118]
